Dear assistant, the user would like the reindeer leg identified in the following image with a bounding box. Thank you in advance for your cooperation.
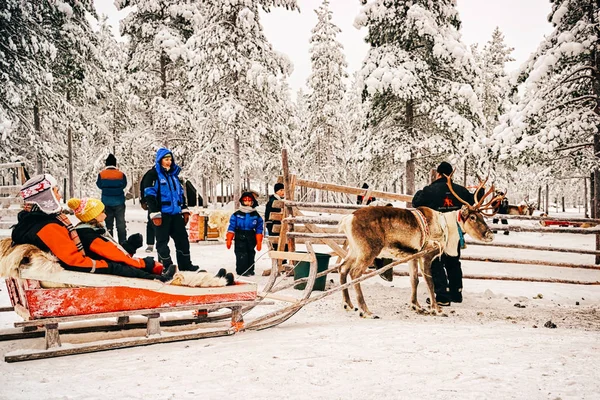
[422,256,442,315]
[408,258,422,311]
[350,259,377,319]
[339,258,356,312]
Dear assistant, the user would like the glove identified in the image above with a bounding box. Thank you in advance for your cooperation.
[143,256,155,273]
[152,261,164,275]
[150,212,162,226]
[182,210,190,225]
[255,234,263,251]
[226,232,234,249]
[122,233,143,255]
[140,200,148,211]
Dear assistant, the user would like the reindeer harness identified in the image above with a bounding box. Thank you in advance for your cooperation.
[411,209,430,250]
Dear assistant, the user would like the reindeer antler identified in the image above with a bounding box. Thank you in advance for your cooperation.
[444,172,473,208]
[473,175,490,206]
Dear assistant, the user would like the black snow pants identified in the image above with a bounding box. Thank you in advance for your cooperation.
[431,246,462,300]
[234,229,257,276]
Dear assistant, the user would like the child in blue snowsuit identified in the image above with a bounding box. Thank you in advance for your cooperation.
[226,192,264,276]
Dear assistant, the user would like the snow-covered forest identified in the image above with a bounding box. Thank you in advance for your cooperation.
[1,0,598,210]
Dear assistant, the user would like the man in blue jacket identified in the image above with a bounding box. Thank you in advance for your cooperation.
[96,154,128,244]
[141,148,198,271]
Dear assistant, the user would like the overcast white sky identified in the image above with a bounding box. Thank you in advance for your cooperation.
[94,0,554,94]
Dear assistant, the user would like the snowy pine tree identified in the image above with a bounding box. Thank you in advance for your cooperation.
[356,0,483,194]
[491,0,599,177]
[185,0,297,201]
[1,0,99,187]
[304,0,348,182]
[116,0,198,168]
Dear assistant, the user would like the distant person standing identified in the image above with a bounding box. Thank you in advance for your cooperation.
[265,183,285,239]
[357,183,376,205]
[96,153,127,244]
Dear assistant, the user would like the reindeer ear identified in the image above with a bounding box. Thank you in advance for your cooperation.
[460,205,469,220]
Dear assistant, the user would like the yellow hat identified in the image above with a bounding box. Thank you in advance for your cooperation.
[67,198,105,223]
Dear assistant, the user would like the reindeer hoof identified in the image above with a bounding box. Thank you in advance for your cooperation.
[343,303,355,312]
[359,312,379,319]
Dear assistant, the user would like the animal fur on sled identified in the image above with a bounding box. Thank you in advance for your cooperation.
[170,270,227,287]
[0,237,72,288]
[207,210,233,241]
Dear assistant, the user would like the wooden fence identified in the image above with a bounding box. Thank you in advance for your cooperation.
[0,162,27,231]
[269,151,600,284]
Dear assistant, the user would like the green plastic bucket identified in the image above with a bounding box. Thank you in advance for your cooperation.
[293,252,331,291]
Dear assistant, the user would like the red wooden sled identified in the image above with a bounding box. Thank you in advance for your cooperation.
[1,243,322,362]
[6,269,257,320]
[539,220,582,228]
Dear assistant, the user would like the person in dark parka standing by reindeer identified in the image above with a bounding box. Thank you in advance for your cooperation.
[226,192,264,276]
[412,161,474,306]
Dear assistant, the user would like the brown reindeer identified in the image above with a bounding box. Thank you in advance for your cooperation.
[506,202,535,216]
[338,177,502,318]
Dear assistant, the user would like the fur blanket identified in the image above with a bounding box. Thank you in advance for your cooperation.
[0,237,69,288]
[170,270,227,287]
[207,210,233,241]
[0,238,227,288]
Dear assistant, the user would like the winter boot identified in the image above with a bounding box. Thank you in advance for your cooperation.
[216,268,227,279]
[450,289,463,303]
[145,245,154,253]
[179,264,199,272]
[426,295,451,307]
[375,258,394,282]
[225,273,235,286]
[160,264,177,282]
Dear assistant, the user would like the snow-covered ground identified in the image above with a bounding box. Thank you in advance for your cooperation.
[0,204,599,400]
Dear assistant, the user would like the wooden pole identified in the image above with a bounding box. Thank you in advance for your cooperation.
[584,177,589,218]
[544,183,549,214]
[277,149,292,272]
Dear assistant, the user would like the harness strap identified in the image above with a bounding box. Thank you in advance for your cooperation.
[411,209,430,250]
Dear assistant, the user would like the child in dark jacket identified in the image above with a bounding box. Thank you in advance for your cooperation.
[67,197,175,282]
[226,192,264,276]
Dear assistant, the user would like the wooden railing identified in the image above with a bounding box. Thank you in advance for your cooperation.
[0,162,26,231]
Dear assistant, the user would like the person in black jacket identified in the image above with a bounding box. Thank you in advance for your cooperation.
[265,183,285,240]
[491,191,510,235]
[412,161,474,306]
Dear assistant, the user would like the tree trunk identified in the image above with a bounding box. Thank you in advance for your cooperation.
[34,102,43,174]
[463,159,467,187]
[160,53,167,99]
[537,186,542,210]
[405,101,415,203]
[233,136,241,208]
[592,1,600,262]
[66,91,74,199]
[584,177,589,218]
[544,184,549,215]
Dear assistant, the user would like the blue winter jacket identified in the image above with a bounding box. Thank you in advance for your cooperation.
[96,167,127,207]
[227,210,264,234]
[143,148,186,215]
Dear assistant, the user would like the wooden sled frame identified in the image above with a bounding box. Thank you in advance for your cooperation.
[1,244,321,362]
